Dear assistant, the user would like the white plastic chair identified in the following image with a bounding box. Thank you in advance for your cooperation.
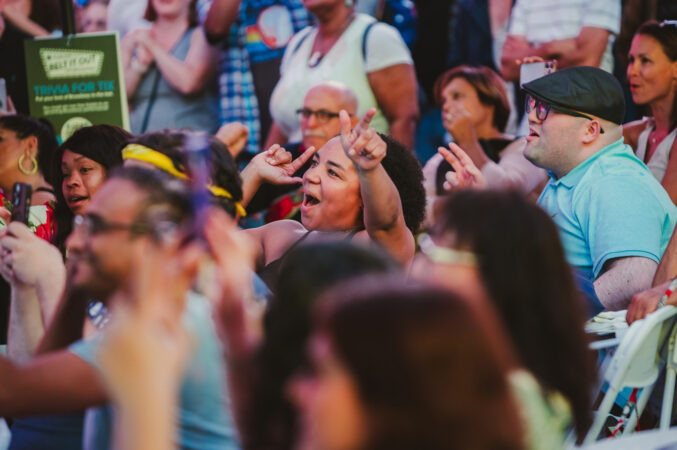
[583,306,677,444]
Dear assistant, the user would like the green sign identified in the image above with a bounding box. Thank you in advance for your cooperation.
[24,32,129,142]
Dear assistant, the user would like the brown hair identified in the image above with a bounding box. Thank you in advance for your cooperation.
[317,277,524,450]
[635,20,677,130]
[432,190,595,441]
[433,65,511,132]
[144,0,198,27]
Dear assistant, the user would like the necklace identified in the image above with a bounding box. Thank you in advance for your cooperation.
[308,13,356,68]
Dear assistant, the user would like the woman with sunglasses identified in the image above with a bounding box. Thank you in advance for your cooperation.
[623,20,677,204]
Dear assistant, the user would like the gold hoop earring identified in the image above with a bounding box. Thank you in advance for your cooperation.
[18,154,38,175]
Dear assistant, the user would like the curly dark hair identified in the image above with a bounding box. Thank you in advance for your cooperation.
[128,129,243,218]
[432,190,596,441]
[245,241,399,450]
[0,115,58,182]
[378,133,426,233]
[51,124,131,252]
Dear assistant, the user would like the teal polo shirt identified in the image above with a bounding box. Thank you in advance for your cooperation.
[538,138,677,280]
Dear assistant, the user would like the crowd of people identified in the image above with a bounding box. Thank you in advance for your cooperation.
[0,0,676,449]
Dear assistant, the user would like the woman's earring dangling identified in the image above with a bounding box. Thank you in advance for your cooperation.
[18,154,38,175]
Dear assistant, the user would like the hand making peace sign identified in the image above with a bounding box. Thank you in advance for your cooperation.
[340,108,387,172]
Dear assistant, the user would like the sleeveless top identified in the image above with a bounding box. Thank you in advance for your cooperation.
[129,27,219,134]
[635,121,677,182]
[258,229,361,291]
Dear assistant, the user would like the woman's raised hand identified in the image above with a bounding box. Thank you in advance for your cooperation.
[252,144,318,185]
[438,143,487,191]
[340,108,386,171]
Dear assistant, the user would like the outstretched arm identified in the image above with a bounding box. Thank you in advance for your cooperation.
[340,109,414,266]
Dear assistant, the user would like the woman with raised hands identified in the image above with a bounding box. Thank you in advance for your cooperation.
[241,108,425,290]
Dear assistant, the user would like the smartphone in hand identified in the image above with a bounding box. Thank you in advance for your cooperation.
[10,183,32,225]
[520,61,556,87]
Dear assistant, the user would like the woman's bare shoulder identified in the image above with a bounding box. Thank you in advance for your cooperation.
[623,118,651,150]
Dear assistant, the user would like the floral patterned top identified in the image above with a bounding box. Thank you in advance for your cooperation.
[0,191,56,242]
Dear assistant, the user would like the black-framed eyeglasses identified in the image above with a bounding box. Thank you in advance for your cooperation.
[296,108,341,124]
[73,213,150,237]
[525,94,604,133]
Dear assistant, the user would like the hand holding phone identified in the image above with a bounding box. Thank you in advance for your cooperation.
[10,183,32,225]
[520,60,557,87]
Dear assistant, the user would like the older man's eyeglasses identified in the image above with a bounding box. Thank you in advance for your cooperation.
[525,94,604,133]
[296,108,341,124]
[73,213,150,236]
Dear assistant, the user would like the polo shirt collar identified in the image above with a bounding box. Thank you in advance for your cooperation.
[548,138,625,188]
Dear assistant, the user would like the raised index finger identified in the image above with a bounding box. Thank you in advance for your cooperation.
[354,108,376,133]
[290,146,318,172]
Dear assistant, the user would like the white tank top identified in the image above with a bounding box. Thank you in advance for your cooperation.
[636,120,677,182]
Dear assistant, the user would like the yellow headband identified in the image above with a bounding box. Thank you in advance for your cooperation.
[121,143,247,217]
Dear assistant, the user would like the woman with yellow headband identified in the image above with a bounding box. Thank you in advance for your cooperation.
[121,129,245,220]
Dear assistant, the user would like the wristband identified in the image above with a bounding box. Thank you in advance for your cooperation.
[658,276,677,308]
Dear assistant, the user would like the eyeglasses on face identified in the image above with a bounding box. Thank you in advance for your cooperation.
[524,94,604,133]
[296,107,341,124]
[73,213,150,236]
[417,233,478,266]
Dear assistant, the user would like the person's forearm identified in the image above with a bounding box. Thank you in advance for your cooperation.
[654,225,677,285]
[500,43,548,82]
[388,116,417,150]
[114,392,177,450]
[358,165,402,234]
[239,163,264,208]
[147,41,213,95]
[7,285,45,363]
[36,287,88,355]
[594,257,658,310]
[124,65,147,99]
[545,29,610,69]
[35,264,66,327]
[203,0,243,42]
[1,7,49,37]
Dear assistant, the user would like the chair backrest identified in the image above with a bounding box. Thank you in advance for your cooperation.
[605,306,677,390]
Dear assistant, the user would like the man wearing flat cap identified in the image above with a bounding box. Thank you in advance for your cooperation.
[523,66,677,311]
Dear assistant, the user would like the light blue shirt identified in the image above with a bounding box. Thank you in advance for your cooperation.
[538,138,677,279]
[70,292,240,450]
